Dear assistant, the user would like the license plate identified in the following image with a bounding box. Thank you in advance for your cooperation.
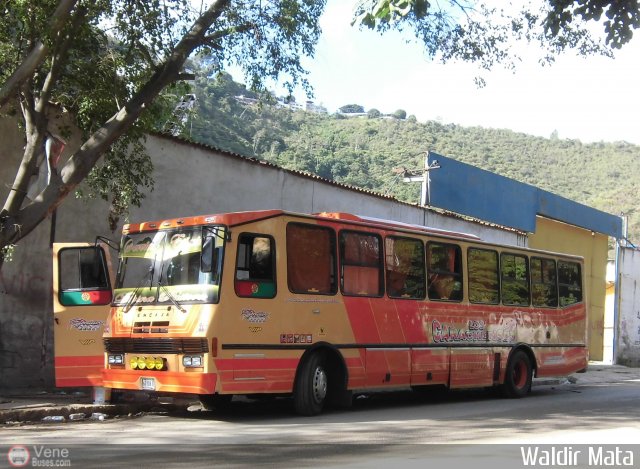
[141,377,155,391]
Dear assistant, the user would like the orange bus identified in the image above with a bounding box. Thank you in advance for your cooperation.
[53,210,587,415]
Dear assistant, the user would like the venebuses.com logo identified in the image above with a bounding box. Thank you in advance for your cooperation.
[6,445,71,467]
[7,445,30,467]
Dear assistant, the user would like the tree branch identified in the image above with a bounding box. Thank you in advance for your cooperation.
[0,0,232,248]
[0,0,78,107]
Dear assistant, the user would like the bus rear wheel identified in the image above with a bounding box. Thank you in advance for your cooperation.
[501,350,532,398]
[294,352,328,416]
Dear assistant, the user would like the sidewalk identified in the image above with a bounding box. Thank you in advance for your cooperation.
[1,363,639,424]
[0,389,174,425]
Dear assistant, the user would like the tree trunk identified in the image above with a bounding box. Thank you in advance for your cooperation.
[0,0,230,265]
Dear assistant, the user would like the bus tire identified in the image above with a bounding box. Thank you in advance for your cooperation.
[294,352,328,416]
[501,350,532,398]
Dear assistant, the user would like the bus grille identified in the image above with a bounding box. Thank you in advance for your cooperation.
[104,338,209,354]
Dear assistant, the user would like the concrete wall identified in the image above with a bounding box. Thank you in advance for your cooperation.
[616,247,640,366]
[528,216,609,361]
[0,129,523,390]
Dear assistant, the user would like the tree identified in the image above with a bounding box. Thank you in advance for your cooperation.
[0,0,324,267]
[393,109,407,120]
[367,108,381,118]
[339,104,365,113]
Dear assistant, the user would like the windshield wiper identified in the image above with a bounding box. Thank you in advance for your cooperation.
[158,280,187,313]
[122,265,154,313]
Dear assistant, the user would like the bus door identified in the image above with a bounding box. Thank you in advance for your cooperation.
[52,243,114,387]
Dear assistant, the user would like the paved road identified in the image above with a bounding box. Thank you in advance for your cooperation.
[1,379,639,468]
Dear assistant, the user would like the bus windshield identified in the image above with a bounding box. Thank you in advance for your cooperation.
[113,225,225,307]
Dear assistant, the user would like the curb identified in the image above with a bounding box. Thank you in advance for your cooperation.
[0,402,157,425]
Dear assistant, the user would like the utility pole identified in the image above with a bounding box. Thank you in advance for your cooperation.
[400,151,440,206]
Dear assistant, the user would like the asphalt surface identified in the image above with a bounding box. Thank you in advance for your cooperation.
[1,362,638,425]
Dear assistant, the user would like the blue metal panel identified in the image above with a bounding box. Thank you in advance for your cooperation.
[428,152,622,238]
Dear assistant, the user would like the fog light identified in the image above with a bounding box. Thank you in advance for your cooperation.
[145,356,156,369]
[154,357,164,370]
[130,357,139,369]
[137,356,147,370]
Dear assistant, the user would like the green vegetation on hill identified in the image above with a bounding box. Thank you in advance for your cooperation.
[188,74,640,243]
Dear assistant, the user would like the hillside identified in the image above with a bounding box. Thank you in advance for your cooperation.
[186,74,640,244]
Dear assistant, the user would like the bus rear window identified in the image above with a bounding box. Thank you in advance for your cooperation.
[287,223,336,294]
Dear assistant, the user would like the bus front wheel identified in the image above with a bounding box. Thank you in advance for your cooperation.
[501,350,532,398]
[294,353,328,416]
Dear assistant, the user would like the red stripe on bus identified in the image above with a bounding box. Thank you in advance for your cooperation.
[55,356,104,366]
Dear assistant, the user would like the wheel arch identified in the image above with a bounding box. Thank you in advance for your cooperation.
[506,343,537,379]
[294,342,349,394]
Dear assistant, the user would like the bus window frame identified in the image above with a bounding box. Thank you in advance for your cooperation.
[426,241,463,302]
[467,247,500,305]
[234,232,277,299]
[286,222,338,296]
[558,260,583,307]
[58,246,112,306]
[384,235,426,300]
[339,229,384,298]
[500,252,531,307]
[530,256,558,308]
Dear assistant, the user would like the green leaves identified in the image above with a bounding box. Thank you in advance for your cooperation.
[352,1,630,74]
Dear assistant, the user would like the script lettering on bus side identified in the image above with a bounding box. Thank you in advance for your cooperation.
[431,319,487,343]
[431,319,517,344]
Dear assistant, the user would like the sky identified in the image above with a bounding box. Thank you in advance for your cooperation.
[286,0,640,144]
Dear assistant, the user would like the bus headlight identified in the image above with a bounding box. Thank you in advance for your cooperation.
[108,354,124,365]
[183,355,203,368]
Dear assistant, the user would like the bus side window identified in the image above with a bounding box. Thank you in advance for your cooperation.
[235,234,276,298]
[468,248,499,304]
[531,257,558,308]
[558,261,582,306]
[385,236,425,299]
[59,247,111,306]
[287,223,337,295]
[340,231,383,297]
[427,242,463,301]
[501,253,530,306]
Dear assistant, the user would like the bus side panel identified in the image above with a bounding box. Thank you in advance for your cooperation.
[411,349,449,386]
[449,348,494,388]
[535,346,588,377]
[53,243,114,388]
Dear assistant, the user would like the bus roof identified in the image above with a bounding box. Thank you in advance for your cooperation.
[122,209,480,241]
